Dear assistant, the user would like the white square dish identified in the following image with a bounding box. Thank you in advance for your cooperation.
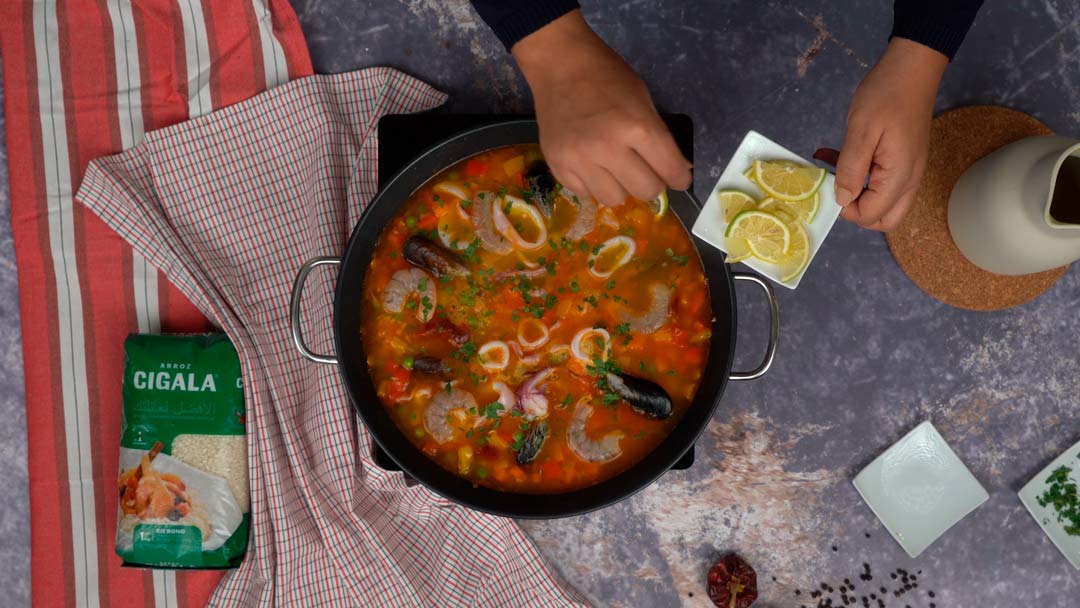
[1018,438,1080,569]
[853,421,989,558]
[691,130,841,288]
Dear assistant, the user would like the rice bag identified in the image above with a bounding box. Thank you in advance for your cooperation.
[115,334,248,569]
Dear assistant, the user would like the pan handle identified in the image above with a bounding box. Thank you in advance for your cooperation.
[729,273,779,381]
[289,256,340,365]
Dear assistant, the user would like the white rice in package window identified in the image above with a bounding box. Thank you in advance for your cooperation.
[116,334,248,569]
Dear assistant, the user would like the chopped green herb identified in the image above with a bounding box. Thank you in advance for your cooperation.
[405,299,419,311]
[591,243,603,255]
[406,216,418,228]
[606,279,616,290]
[1038,458,1080,536]
[461,238,481,264]
[578,240,590,252]
[484,402,505,419]
[388,251,397,260]
[559,394,573,408]
[583,295,599,307]
[460,199,472,209]
[569,280,580,293]
[452,340,478,363]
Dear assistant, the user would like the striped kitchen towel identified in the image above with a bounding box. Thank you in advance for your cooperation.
[76,69,585,607]
[0,0,311,605]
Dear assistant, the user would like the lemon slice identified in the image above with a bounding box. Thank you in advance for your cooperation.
[649,190,669,217]
[787,191,820,223]
[719,190,757,223]
[753,160,826,202]
[724,236,753,264]
[725,210,791,263]
[779,222,811,283]
[755,198,798,225]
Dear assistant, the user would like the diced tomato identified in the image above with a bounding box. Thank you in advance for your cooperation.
[685,347,704,365]
[672,327,689,348]
[385,362,411,401]
[417,214,438,231]
[540,460,563,479]
[464,159,488,177]
[421,442,438,457]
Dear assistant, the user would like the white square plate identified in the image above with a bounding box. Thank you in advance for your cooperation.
[691,130,841,289]
[853,421,989,558]
[1019,438,1080,569]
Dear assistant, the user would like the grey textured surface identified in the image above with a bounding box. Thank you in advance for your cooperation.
[1,1,1079,606]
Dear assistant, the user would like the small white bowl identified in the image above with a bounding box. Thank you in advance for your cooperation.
[1019,438,1080,569]
[853,421,989,558]
[691,130,841,289]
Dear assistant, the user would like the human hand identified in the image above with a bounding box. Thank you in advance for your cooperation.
[511,11,691,207]
[829,38,948,232]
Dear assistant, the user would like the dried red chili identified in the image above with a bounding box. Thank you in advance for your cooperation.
[707,553,758,608]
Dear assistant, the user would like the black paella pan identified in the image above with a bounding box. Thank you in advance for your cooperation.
[289,120,779,518]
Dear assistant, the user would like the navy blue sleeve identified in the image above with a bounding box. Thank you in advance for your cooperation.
[891,0,985,60]
[470,0,581,50]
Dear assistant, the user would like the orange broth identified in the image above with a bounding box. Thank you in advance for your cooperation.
[360,144,711,493]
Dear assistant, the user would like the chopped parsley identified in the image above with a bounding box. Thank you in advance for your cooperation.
[569,280,580,293]
[583,295,599,308]
[462,238,481,264]
[665,248,689,266]
[1038,458,1080,536]
[484,402,505,419]
[615,322,632,345]
[402,356,414,370]
[405,216,418,228]
[452,340,478,363]
[460,198,472,209]
[606,279,616,290]
[586,357,623,409]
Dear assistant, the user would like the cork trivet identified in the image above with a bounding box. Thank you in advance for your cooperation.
[886,106,1068,311]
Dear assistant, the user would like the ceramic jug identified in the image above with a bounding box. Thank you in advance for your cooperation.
[948,135,1080,275]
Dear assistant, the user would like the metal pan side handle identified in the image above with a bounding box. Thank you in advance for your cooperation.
[289,256,341,365]
[729,273,779,381]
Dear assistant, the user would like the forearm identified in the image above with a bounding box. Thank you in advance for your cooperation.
[470,0,580,51]
[891,0,985,60]
[512,11,620,93]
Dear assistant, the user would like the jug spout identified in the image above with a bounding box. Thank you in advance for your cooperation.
[948,136,1080,275]
[1047,151,1080,227]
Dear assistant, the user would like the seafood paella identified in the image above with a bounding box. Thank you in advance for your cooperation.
[361,144,712,493]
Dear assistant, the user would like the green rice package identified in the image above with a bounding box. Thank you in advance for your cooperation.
[115,334,249,569]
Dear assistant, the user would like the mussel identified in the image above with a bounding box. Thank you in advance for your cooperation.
[605,373,674,419]
[411,356,451,375]
[524,161,558,217]
[515,419,549,465]
[403,235,470,278]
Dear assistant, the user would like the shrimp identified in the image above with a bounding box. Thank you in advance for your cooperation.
[567,398,623,463]
[469,191,513,255]
[618,284,672,334]
[383,268,437,322]
[565,194,598,240]
[424,387,478,444]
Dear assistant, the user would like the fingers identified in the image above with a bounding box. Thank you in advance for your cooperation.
[600,148,666,202]
[629,123,692,190]
[871,188,917,232]
[834,119,881,207]
[582,165,631,207]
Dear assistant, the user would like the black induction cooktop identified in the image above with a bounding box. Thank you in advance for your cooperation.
[372,112,695,477]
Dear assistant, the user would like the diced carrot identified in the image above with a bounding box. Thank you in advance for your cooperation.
[464,159,488,177]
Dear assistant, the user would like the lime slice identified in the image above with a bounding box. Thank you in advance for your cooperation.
[756,198,798,225]
[753,160,826,202]
[725,210,791,263]
[719,190,757,223]
[724,235,753,264]
[779,222,811,283]
[649,190,669,217]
